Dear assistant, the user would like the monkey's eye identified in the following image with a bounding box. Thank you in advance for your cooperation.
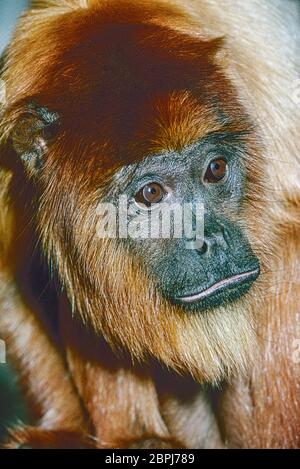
[135,182,166,207]
[204,158,228,183]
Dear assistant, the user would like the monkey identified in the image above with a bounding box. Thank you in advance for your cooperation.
[0,0,299,449]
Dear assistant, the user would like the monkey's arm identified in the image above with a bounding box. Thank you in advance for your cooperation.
[60,305,181,449]
[67,350,179,449]
[0,275,89,448]
[61,301,224,449]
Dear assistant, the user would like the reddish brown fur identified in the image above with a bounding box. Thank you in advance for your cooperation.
[0,0,299,448]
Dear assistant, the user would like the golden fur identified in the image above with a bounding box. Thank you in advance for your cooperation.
[0,0,299,448]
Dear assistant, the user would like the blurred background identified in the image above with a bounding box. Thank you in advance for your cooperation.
[0,1,28,53]
[0,0,30,444]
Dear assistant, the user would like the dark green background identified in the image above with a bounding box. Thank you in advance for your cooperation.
[0,363,28,443]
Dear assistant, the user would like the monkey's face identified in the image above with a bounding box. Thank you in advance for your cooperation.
[107,138,260,313]
[5,1,269,382]
[39,112,263,383]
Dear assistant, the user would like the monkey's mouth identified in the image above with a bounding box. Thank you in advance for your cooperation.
[174,268,260,306]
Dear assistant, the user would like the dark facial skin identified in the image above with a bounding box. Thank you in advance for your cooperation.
[109,131,260,312]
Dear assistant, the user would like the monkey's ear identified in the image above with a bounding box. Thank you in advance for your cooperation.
[11,103,59,177]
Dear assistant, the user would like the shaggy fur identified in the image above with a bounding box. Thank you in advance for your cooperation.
[0,0,299,448]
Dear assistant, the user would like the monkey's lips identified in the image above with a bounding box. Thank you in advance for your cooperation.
[174,268,260,309]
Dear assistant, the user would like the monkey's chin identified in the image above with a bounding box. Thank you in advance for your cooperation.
[171,268,260,312]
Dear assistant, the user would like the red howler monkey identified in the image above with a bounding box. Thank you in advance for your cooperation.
[0,0,299,449]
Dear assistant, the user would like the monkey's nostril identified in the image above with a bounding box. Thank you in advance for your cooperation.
[197,240,208,255]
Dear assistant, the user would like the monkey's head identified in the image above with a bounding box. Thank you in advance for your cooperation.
[2,0,270,382]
